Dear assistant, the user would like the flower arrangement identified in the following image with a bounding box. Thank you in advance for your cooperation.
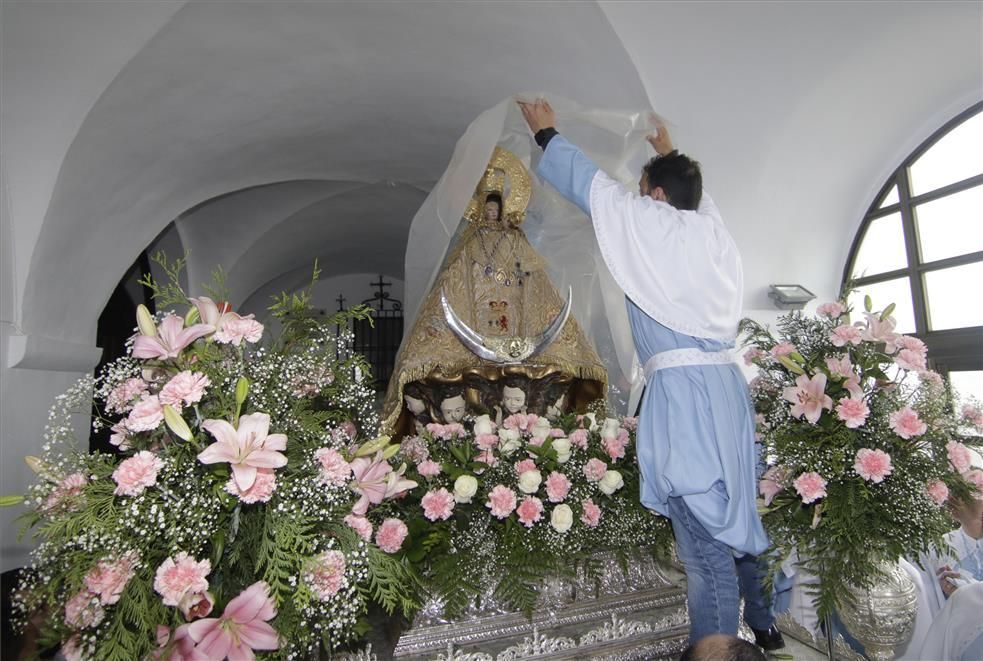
[7,256,418,660]
[392,409,673,617]
[741,297,983,619]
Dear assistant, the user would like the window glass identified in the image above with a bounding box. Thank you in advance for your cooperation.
[915,185,983,263]
[851,212,907,279]
[908,112,983,196]
[923,262,983,330]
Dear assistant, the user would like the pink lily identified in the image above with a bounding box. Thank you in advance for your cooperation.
[782,373,833,424]
[153,624,207,661]
[349,452,417,515]
[190,297,237,333]
[199,413,287,491]
[186,581,279,660]
[133,314,213,360]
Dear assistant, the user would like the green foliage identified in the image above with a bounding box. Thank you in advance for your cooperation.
[137,250,191,309]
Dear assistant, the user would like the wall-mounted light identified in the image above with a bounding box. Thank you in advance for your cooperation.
[768,284,816,310]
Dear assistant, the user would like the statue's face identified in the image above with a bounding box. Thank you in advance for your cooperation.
[440,395,467,423]
[502,386,526,414]
[404,394,426,416]
[483,200,501,222]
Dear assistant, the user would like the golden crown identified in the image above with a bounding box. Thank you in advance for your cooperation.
[477,167,506,196]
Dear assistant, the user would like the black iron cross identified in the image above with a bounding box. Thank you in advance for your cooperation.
[512,261,530,287]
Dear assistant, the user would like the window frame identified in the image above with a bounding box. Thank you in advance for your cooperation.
[842,101,983,375]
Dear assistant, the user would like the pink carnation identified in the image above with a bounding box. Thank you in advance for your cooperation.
[581,498,602,528]
[214,315,264,345]
[332,421,358,444]
[771,342,797,357]
[64,590,104,629]
[896,335,928,356]
[544,472,571,503]
[344,514,373,541]
[417,459,442,478]
[947,441,973,473]
[375,518,408,553]
[475,433,499,451]
[503,413,539,432]
[112,451,164,496]
[154,553,211,607]
[159,371,211,408]
[895,349,927,372]
[583,458,608,482]
[225,468,277,503]
[474,449,498,469]
[925,480,949,506]
[126,395,164,432]
[964,468,983,496]
[304,550,347,601]
[400,436,429,463]
[961,404,983,429]
[44,472,88,512]
[793,471,827,504]
[743,347,766,366]
[514,458,537,475]
[602,435,626,461]
[622,417,638,431]
[84,551,139,605]
[829,324,862,347]
[919,370,944,388]
[421,488,455,521]
[854,448,893,483]
[516,496,544,528]
[314,448,351,486]
[426,422,466,440]
[106,377,149,414]
[568,429,590,449]
[817,302,846,318]
[486,485,518,519]
[836,397,870,428]
[889,407,927,439]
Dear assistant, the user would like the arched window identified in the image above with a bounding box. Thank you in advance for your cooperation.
[844,102,983,407]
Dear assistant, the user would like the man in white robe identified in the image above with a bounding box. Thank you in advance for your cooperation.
[519,98,781,649]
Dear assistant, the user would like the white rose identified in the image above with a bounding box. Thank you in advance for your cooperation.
[584,412,599,432]
[517,470,542,494]
[531,417,552,441]
[453,475,479,503]
[473,414,494,436]
[598,470,624,495]
[499,428,521,455]
[550,504,574,533]
[600,417,620,439]
[551,438,571,464]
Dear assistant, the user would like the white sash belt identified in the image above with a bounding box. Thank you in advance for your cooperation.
[643,347,734,381]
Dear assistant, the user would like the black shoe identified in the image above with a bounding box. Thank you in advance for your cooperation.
[750,625,786,651]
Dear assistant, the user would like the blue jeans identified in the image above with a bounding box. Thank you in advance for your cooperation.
[668,493,775,643]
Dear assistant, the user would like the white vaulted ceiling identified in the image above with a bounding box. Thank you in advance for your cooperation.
[2,0,981,348]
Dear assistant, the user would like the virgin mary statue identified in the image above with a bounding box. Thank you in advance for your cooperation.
[382,146,607,438]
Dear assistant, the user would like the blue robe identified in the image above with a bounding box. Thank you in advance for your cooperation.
[537,134,768,555]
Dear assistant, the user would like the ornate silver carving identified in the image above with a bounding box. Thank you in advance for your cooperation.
[775,612,866,661]
[838,560,917,661]
[440,286,571,363]
[393,549,687,659]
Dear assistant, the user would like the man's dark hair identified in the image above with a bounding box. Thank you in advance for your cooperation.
[642,150,703,211]
[679,634,767,661]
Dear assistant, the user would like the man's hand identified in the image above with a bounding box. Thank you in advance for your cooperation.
[646,115,674,156]
[937,565,962,598]
[518,98,556,134]
[646,127,674,156]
